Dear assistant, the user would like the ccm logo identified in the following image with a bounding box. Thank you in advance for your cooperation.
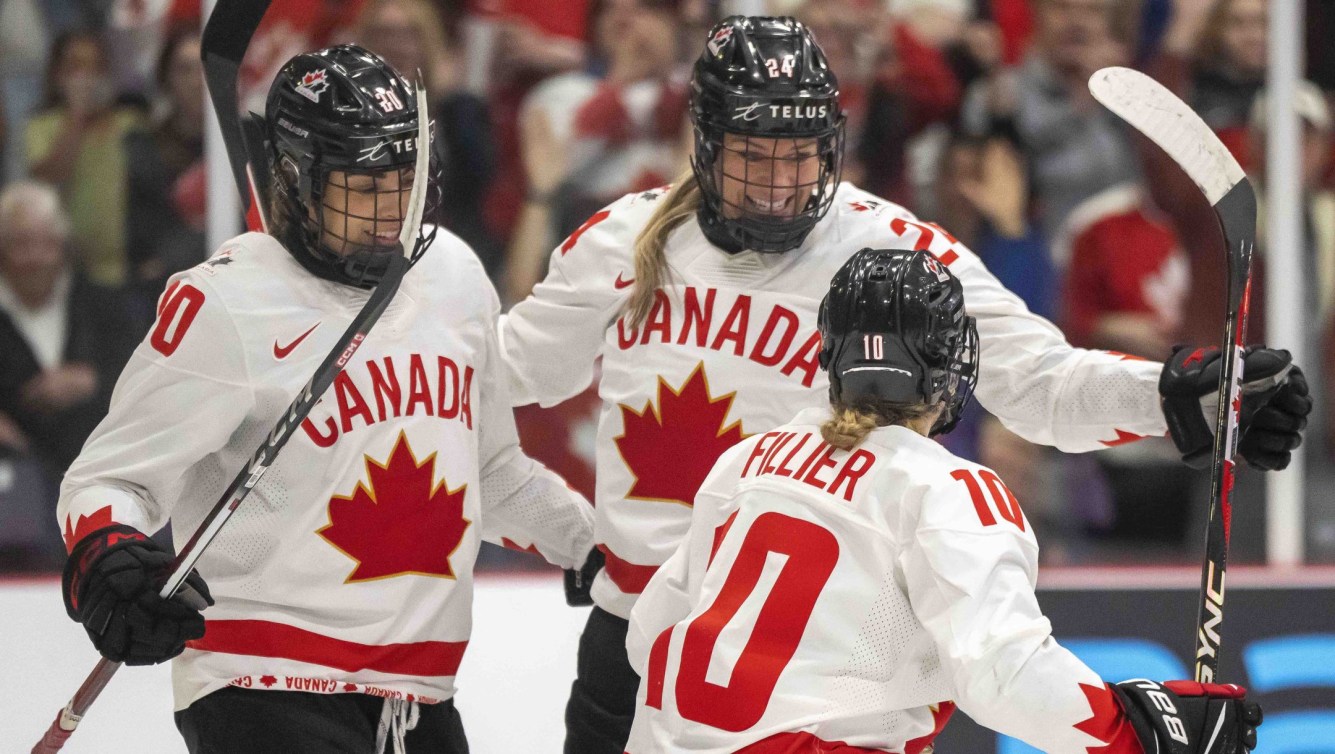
[337,334,366,367]
[1130,679,1190,745]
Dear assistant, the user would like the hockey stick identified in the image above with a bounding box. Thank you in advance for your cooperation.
[31,53,433,754]
[1089,66,1256,684]
[201,0,273,231]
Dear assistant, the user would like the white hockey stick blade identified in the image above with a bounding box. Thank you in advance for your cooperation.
[1089,66,1245,206]
[399,73,431,256]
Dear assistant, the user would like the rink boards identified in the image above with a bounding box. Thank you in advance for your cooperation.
[3,568,1333,753]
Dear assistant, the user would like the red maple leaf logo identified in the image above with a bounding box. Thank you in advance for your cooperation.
[63,505,115,553]
[1074,683,1140,754]
[615,363,746,506]
[259,675,277,688]
[317,432,471,582]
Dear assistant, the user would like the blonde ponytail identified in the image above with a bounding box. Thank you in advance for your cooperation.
[820,401,937,450]
[627,170,702,328]
[820,407,880,451]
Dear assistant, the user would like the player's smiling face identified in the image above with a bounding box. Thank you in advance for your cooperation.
[317,166,414,256]
[716,134,821,222]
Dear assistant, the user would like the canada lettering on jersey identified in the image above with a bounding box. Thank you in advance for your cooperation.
[301,353,474,447]
[614,287,823,387]
[739,430,876,502]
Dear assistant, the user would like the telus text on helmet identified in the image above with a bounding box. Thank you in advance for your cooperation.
[356,135,420,163]
[731,104,830,122]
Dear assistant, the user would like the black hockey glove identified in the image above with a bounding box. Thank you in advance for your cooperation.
[1160,345,1311,471]
[564,548,604,607]
[1112,679,1261,754]
[63,524,213,665]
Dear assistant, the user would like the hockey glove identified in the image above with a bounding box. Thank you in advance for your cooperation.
[564,548,604,607]
[1112,679,1261,754]
[1160,345,1310,470]
[63,523,213,665]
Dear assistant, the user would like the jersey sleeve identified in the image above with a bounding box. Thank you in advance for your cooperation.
[498,195,639,407]
[885,211,1167,451]
[57,272,254,548]
[478,284,595,568]
[900,467,1135,753]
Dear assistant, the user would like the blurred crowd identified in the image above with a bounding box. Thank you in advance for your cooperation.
[1,0,1333,572]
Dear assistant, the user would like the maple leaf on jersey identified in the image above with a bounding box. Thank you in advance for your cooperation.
[318,432,471,583]
[1074,682,1140,754]
[63,505,115,553]
[615,363,746,506]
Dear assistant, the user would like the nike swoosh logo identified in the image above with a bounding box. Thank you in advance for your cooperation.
[614,272,635,290]
[274,323,320,359]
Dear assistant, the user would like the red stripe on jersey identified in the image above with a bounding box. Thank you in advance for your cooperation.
[188,620,469,677]
[734,731,892,753]
[599,545,659,593]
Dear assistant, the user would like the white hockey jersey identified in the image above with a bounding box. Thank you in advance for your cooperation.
[500,182,1165,619]
[57,229,594,710]
[624,407,1141,754]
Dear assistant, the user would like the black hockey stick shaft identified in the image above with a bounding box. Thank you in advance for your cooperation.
[1192,180,1257,683]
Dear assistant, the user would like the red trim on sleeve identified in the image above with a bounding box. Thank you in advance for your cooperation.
[500,538,541,555]
[62,506,116,553]
[1077,683,1145,754]
[598,545,660,594]
[1099,429,1152,448]
[187,620,469,677]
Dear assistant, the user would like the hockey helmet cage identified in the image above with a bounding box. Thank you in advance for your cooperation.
[690,16,845,254]
[264,44,440,288]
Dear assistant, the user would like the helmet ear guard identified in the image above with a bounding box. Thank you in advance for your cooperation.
[818,248,979,436]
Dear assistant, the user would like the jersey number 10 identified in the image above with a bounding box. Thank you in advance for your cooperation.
[645,512,839,731]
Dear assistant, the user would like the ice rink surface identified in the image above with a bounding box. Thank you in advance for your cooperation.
[0,572,587,753]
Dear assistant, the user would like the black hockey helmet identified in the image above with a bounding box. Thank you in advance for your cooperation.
[818,248,979,436]
[265,44,440,288]
[690,16,845,254]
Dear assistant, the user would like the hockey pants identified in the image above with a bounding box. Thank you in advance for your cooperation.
[175,686,468,753]
[564,606,641,754]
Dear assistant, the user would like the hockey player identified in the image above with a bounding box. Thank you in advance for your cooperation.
[56,45,593,753]
[624,247,1263,754]
[499,17,1306,753]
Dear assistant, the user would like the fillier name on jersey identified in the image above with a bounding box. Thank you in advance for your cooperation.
[624,407,1132,754]
[58,228,594,709]
[501,182,1165,619]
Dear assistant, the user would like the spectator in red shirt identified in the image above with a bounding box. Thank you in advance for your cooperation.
[1059,183,1198,553]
